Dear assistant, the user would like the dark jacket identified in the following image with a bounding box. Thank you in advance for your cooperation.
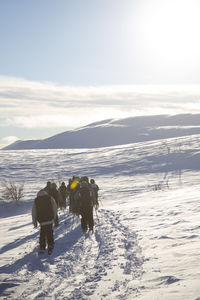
[32,191,57,227]
[79,186,93,212]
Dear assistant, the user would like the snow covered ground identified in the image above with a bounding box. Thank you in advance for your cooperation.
[0,134,200,299]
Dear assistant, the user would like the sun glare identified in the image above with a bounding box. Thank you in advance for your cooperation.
[135,0,200,75]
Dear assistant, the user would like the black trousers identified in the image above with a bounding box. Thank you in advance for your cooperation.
[80,207,94,232]
[55,213,59,226]
[39,224,54,250]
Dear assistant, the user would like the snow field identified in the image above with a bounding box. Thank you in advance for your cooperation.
[1,134,200,299]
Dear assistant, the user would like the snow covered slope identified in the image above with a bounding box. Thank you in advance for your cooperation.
[0,130,200,299]
[2,113,200,149]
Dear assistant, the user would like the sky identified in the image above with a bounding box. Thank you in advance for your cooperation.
[1,0,200,148]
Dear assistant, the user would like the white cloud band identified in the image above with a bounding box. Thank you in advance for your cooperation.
[0,76,200,129]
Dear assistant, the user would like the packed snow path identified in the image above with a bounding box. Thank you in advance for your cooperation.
[0,209,143,300]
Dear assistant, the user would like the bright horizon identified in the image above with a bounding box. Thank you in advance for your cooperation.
[1,0,200,147]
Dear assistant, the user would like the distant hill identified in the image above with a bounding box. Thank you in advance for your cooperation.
[2,114,200,150]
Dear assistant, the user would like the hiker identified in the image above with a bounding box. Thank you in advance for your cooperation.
[66,178,72,210]
[81,176,89,184]
[78,179,96,234]
[68,176,80,214]
[44,181,52,194]
[44,181,60,226]
[58,182,68,209]
[90,178,99,209]
[50,182,62,226]
[32,189,57,254]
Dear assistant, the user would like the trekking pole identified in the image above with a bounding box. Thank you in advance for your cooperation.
[71,214,75,230]
[95,209,100,223]
[98,196,104,207]
[64,208,68,224]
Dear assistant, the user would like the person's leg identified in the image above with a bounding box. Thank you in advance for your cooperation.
[88,209,94,232]
[81,213,88,233]
[47,224,54,247]
[46,224,54,254]
[69,195,72,212]
[55,212,59,227]
[39,225,46,250]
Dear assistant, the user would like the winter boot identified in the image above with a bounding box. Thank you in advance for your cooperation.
[48,245,54,255]
[38,248,45,255]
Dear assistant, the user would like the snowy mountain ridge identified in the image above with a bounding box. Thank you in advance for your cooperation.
[2,113,200,150]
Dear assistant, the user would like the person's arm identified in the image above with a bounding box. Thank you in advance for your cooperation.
[32,203,38,227]
[51,197,58,222]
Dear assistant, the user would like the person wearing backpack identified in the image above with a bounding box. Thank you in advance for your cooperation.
[90,179,99,209]
[32,189,57,255]
[45,182,60,227]
[58,182,68,210]
[44,181,52,194]
[68,176,80,214]
[79,180,95,234]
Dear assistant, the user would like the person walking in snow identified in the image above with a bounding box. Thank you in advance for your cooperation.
[68,176,80,214]
[90,178,99,208]
[44,181,52,194]
[44,181,60,226]
[58,182,68,209]
[32,189,57,255]
[78,179,96,234]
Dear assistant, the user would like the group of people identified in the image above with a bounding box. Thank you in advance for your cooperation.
[32,177,99,255]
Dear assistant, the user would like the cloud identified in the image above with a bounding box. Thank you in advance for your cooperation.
[0,75,200,130]
[1,136,19,144]
[0,135,21,149]
[5,114,81,129]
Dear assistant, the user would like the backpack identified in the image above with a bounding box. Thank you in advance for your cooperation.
[35,194,54,223]
[79,181,96,213]
[58,185,68,209]
[70,181,93,215]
